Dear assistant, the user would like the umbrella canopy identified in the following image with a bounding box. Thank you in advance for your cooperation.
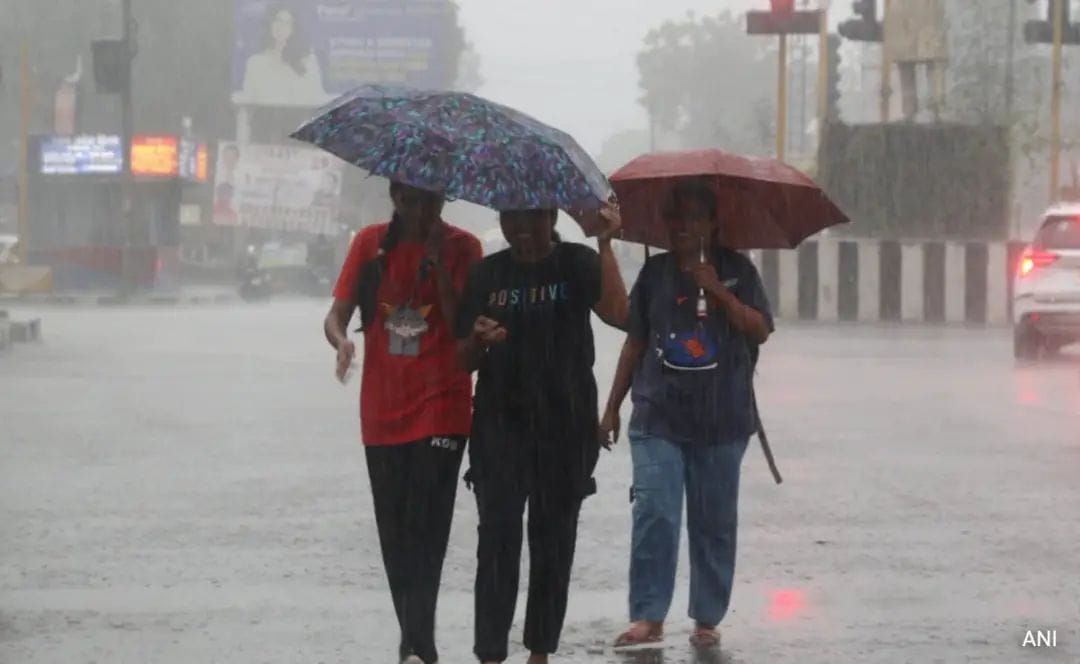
[290,85,613,215]
[586,148,850,250]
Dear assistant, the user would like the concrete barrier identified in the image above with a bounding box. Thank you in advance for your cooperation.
[755,239,1020,325]
[627,238,1022,326]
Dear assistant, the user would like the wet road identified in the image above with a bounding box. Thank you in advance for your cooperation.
[2,301,1079,663]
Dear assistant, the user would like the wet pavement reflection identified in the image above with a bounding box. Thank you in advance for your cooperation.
[2,303,1079,662]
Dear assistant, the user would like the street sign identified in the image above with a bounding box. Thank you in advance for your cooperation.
[747,9,822,35]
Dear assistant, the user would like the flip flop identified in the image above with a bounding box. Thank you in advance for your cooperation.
[614,622,664,648]
[689,626,721,650]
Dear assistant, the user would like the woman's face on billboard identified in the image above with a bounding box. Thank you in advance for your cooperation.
[271,10,294,48]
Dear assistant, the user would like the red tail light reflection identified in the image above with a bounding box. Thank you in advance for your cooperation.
[768,588,808,622]
[1019,249,1058,277]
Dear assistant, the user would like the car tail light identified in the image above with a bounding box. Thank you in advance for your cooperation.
[1019,248,1058,277]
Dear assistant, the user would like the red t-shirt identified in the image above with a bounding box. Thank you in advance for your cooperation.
[333,222,482,446]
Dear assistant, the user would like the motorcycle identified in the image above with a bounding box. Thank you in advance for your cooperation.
[237,246,273,301]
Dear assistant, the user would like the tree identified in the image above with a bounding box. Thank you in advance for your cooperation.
[636,10,778,156]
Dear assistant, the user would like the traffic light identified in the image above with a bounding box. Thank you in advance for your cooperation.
[1024,0,1080,44]
[826,34,842,121]
[92,40,131,94]
[838,0,882,42]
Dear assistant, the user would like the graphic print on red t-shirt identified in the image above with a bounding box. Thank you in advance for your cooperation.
[333,221,482,446]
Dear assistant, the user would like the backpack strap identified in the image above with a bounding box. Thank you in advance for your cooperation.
[751,385,783,485]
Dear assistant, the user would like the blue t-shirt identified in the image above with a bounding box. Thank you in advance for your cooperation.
[627,249,774,445]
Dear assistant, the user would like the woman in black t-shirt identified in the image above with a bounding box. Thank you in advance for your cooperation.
[455,205,627,664]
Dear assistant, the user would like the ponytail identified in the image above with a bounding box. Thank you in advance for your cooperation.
[353,213,405,332]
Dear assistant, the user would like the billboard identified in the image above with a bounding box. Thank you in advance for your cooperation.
[179,140,210,182]
[132,135,180,177]
[231,0,458,108]
[213,142,345,236]
[40,135,124,175]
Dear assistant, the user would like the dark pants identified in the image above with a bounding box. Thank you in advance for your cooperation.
[366,437,466,664]
[473,478,584,662]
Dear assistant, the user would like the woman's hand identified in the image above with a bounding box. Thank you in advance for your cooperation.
[596,201,623,243]
[691,263,726,297]
[599,407,621,450]
[472,316,507,346]
[335,339,356,382]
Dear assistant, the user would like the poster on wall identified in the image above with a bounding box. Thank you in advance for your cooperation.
[213,141,345,236]
[230,0,458,108]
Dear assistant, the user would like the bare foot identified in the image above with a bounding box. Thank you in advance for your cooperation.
[526,654,548,664]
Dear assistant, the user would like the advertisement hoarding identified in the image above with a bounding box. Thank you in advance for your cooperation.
[131,135,180,178]
[231,0,457,108]
[213,142,344,236]
[40,135,124,175]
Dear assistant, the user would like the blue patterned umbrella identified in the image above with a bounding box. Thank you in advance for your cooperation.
[290,85,613,213]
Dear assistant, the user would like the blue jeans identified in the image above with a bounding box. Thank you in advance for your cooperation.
[627,430,748,627]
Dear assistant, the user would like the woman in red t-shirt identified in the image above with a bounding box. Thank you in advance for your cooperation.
[324,181,482,664]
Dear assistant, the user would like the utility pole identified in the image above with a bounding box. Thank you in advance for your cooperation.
[1005,0,1017,122]
[1024,0,1079,202]
[17,41,31,263]
[120,0,136,291]
[778,33,788,160]
[748,0,823,161]
[1048,0,1064,200]
[799,0,810,155]
[879,0,891,122]
[817,0,830,153]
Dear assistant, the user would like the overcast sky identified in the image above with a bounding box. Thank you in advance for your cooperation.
[458,0,812,153]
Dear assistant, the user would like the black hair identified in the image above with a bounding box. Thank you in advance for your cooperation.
[352,183,407,331]
[263,4,310,77]
[664,176,718,221]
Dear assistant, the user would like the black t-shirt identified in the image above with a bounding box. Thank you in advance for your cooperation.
[455,241,602,435]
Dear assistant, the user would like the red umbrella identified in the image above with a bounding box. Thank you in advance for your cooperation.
[577,148,850,250]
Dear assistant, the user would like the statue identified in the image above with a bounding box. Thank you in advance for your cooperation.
[885,0,948,121]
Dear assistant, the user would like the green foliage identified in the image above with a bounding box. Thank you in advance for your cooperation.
[636,11,778,155]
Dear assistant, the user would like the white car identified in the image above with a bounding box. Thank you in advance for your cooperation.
[1012,202,1080,359]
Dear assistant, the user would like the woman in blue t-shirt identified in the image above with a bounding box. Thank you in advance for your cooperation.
[599,177,774,650]
[455,204,627,664]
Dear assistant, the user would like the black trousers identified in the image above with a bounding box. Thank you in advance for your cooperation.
[366,437,466,664]
[473,479,584,662]
[468,415,598,661]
